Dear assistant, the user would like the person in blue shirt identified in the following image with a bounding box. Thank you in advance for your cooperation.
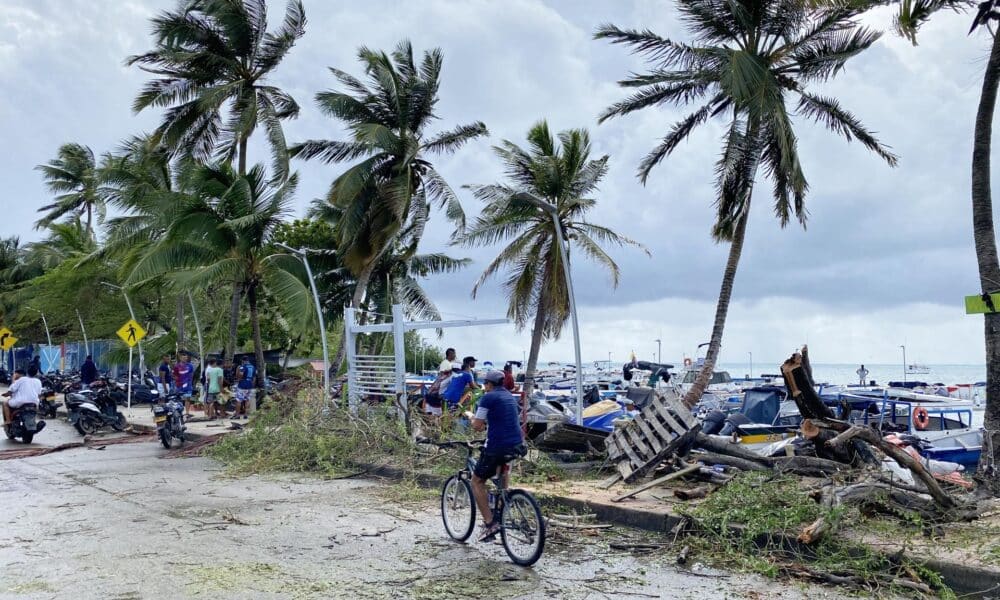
[470,370,525,542]
[173,352,195,418]
[441,356,479,410]
[234,356,255,419]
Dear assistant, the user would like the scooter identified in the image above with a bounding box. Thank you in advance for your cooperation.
[152,393,186,449]
[66,387,127,435]
[4,405,45,444]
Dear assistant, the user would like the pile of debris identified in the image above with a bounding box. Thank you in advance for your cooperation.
[602,347,981,525]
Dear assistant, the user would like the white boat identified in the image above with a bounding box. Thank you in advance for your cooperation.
[906,364,931,375]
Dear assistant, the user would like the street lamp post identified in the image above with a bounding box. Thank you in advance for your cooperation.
[24,306,52,347]
[654,339,661,364]
[514,192,584,425]
[76,309,89,357]
[276,243,329,399]
[900,344,907,383]
[188,292,206,404]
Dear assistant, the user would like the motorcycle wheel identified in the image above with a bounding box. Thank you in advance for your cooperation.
[111,413,127,432]
[21,433,33,444]
[178,431,186,446]
[159,428,172,449]
[75,416,99,436]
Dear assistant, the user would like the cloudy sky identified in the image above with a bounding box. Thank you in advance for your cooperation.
[0,0,992,368]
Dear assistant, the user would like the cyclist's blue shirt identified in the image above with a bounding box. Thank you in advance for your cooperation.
[442,371,473,405]
[476,389,523,450]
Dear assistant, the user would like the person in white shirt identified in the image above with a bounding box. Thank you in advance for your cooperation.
[438,348,456,377]
[2,367,42,424]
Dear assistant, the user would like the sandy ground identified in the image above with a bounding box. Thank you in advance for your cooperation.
[0,424,859,600]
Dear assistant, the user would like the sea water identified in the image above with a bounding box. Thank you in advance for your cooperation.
[714,363,987,386]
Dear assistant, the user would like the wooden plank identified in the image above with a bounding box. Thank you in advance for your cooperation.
[625,425,654,459]
[633,418,662,453]
[652,396,687,434]
[660,393,697,427]
[617,461,633,479]
[623,425,702,482]
[597,473,622,490]
[612,464,701,502]
[643,410,673,442]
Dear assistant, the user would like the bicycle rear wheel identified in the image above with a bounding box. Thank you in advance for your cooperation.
[500,489,546,566]
[441,475,476,542]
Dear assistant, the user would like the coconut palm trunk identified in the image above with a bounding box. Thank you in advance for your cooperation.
[522,290,550,398]
[247,282,267,407]
[226,283,242,370]
[681,213,750,409]
[972,32,1000,492]
[176,295,185,352]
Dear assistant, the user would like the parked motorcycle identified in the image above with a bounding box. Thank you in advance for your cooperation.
[3,405,45,444]
[38,385,62,418]
[66,385,127,435]
[153,393,186,448]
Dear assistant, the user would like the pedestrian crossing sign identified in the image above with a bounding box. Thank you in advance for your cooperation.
[0,327,16,351]
[116,319,146,347]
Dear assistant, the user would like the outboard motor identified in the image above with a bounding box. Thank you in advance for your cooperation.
[701,409,727,435]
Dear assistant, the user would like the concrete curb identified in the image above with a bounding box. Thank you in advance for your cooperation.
[352,460,999,596]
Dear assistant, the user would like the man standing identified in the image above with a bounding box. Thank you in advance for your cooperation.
[204,359,225,420]
[469,370,526,541]
[80,355,98,390]
[856,364,869,386]
[2,367,42,425]
[157,355,173,396]
[174,353,195,418]
[234,356,255,420]
[442,356,479,412]
[439,348,457,378]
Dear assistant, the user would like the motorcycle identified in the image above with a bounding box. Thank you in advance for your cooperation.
[4,405,45,444]
[38,385,62,418]
[152,393,186,448]
[66,384,127,435]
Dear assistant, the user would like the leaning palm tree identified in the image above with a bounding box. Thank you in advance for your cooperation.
[127,0,306,180]
[293,40,488,372]
[596,0,897,408]
[126,163,313,388]
[35,143,105,235]
[460,121,645,396]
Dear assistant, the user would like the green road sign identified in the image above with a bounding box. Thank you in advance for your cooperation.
[966,294,1000,314]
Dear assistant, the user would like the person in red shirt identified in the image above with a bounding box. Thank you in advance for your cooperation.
[502,363,516,392]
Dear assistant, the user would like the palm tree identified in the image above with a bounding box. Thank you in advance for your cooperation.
[126,163,313,388]
[127,0,306,180]
[596,0,897,408]
[293,40,488,372]
[35,143,105,235]
[460,121,645,396]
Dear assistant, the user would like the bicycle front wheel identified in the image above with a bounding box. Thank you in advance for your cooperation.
[441,475,476,542]
[500,489,546,566]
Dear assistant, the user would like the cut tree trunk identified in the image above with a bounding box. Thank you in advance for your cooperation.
[972,29,1000,495]
[682,213,750,409]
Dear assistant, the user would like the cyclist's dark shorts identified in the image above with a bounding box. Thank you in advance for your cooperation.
[473,444,527,480]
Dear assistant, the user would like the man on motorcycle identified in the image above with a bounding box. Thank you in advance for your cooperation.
[2,367,42,425]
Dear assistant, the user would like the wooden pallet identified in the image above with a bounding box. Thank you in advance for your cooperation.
[605,389,699,482]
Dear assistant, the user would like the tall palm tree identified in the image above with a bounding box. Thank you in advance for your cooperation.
[126,163,313,388]
[460,122,645,396]
[596,0,897,408]
[35,143,105,235]
[127,0,306,180]
[129,0,306,364]
[293,40,488,372]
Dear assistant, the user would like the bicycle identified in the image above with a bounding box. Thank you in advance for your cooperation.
[430,439,546,566]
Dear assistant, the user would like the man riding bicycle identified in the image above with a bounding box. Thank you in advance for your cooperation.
[469,370,525,542]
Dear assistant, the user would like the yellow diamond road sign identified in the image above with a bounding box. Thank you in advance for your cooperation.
[0,327,16,351]
[116,319,146,347]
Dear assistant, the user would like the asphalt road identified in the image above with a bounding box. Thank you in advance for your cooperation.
[0,426,855,599]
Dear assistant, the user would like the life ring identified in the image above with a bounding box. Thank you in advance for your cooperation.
[912,407,930,430]
[683,358,692,367]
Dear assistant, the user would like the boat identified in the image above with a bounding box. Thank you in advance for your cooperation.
[906,364,931,375]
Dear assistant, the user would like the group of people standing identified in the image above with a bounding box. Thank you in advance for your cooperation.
[156,353,257,420]
[421,348,518,417]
